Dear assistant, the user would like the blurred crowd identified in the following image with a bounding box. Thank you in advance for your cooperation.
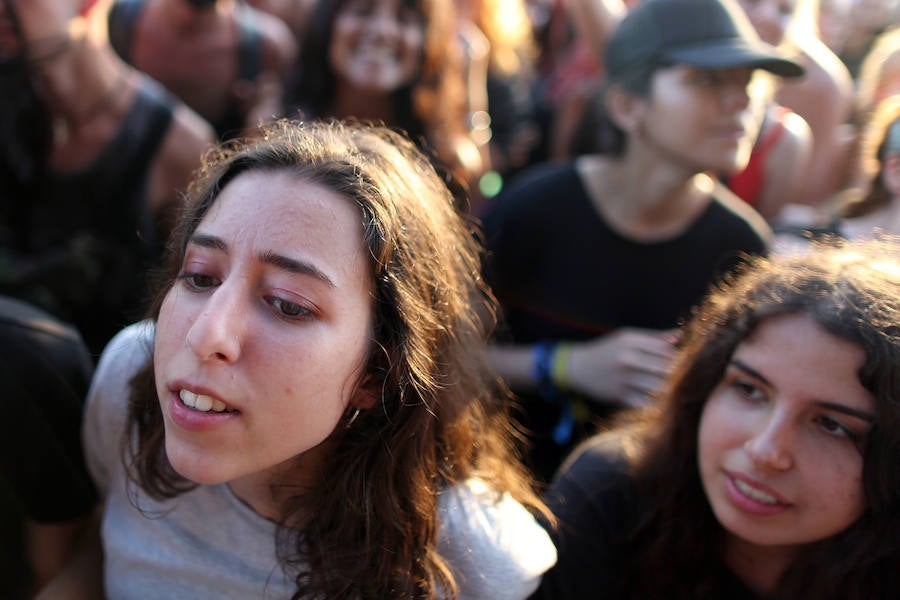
[2,0,900,597]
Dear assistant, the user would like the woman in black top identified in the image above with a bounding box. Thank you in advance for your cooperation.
[537,236,900,600]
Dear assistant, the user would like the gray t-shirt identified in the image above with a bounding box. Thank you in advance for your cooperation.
[84,322,556,599]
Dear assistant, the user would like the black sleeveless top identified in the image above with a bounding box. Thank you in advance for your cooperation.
[0,76,174,356]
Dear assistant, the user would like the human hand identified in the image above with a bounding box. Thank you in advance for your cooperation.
[567,327,678,408]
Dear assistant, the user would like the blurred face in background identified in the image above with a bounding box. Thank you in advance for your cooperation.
[632,65,765,175]
[737,0,796,46]
[329,0,425,94]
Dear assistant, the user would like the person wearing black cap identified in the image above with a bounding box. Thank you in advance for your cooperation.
[480,0,804,483]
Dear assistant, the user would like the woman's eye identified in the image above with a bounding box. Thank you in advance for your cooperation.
[178,272,219,290]
[815,415,852,439]
[268,297,310,319]
[732,379,765,402]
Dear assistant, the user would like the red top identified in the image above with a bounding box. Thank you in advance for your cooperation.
[728,107,792,207]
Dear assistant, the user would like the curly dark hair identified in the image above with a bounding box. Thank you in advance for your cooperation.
[124,119,546,599]
[620,237,900,599]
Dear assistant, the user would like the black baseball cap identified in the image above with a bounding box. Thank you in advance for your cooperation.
[605,0,805,84]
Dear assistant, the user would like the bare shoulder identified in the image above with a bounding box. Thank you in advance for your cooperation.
[779,39,854,115]
[770,109,813,163]
[247,4,298,71]
[147,101,215,216]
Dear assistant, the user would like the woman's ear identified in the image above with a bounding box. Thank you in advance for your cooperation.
[350,374,380,410]
[605,85,644,133]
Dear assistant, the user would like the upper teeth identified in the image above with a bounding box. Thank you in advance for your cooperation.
[734,478,778,505]
[179,389,230,413]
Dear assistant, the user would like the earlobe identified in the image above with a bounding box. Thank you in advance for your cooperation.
[351,374,380,410]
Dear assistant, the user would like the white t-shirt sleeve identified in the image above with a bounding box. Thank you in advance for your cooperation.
[438,479,557,600]
[82,321,155,497]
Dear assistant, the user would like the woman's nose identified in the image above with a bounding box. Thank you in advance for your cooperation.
[185,284,245,363]
[743,413,794,471]
[721,80,752,112]
[368,7,403,39]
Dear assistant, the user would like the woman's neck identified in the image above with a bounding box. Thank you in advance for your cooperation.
[331,81,395,123]
[576,154,712,242]
[226,443,330,525]
[31,26,122,116]
[724,533,798,594]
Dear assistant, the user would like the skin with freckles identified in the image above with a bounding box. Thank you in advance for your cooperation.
[153,171,374,517]
[698,313,873,580]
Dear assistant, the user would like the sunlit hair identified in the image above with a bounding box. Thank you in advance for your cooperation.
[286,0,475,194]
[840,95,900,219]
[617,237,900,599]
[124,119,545,599]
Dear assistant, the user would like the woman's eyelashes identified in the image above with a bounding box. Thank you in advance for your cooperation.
[729,376,768,404]
[266,295,314,320]
[176,269,318,321]
[177,271,220,291]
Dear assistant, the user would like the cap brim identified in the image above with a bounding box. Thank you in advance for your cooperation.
[665,41,805,78]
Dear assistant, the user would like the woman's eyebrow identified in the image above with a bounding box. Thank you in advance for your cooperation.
[730,358,771,387]
[260,250,335,288]
[188,233,336,288]
[189,233,228,252]
[731,359,876,423]
[814,402,876,423]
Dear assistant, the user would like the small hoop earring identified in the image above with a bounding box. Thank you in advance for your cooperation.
[346,407,361,428]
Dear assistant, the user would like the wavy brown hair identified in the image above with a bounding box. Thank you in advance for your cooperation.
[618,237,900,599]
[124,119,546,599]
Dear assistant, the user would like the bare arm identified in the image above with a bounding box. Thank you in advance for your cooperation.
[34,509,104,600]
[776,38,855,206]
[487,327,678,409]
[146,101,216,235]
[757,109,813,221]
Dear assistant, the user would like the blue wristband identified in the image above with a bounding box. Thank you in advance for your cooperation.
[532,340,574,446]
[532,340,560,401]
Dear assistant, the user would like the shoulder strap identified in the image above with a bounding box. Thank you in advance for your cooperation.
[107,0,145,64]
[235,5,262,82]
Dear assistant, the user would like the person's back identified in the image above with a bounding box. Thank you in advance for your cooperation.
[0,295,97,599]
